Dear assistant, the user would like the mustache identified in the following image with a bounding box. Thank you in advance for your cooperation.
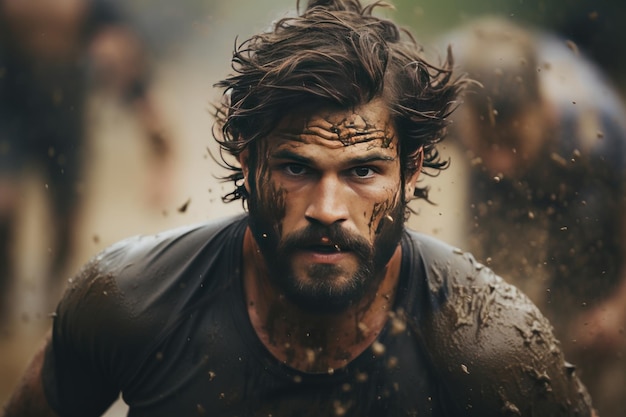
[278,224,372,256]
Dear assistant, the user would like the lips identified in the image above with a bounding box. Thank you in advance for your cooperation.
[295,243,349,264]
[307,244,343,253]
[279,226,366,260]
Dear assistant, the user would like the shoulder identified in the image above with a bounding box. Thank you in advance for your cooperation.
[403,230,593,416]
[42,215,246,413]
[64,214,244,298]
[91,214,243,277]
[53,214,247,356]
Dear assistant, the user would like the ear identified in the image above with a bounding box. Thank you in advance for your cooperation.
[404,148,423,200]
[238,149,252,194]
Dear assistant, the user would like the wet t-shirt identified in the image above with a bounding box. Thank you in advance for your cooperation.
[42,215,593,416]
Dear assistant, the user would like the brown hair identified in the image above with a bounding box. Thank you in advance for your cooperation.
[213,0,465,203]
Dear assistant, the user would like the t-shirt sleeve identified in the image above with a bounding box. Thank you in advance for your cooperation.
[413,236,595,416]
[41,244,140,417]
[40,218,241,416]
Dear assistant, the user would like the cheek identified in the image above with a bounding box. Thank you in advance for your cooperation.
[260,180,287,219]
[366,188,403,238]
[251,170,288,236]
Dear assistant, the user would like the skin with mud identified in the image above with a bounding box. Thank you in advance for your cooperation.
[240,99,415,373]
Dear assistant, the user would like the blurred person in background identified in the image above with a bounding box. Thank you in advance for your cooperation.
[0,0,172,315]
[549,1,626,97]
[445,16,626,417]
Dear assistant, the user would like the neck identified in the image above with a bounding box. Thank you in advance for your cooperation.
[242,228,402,373]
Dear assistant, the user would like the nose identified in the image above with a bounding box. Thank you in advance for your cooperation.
[304,175,349,226]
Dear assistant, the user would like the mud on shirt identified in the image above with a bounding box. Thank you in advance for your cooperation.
[42,215,593,416]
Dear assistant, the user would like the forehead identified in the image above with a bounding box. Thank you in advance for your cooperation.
[268,99,396,150]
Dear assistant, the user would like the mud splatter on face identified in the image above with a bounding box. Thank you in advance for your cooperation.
[371,200,394,235]
[369,198,406,280]
[247,140,287,251]
[315,114,395,147]
[247,100,406,313]
[277,108,396,149]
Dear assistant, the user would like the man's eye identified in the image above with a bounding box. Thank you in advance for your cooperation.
[352,166,375,178]
[284,164,307,176]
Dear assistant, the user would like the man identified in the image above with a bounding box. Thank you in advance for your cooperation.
[3,1,594,416]
[445,17,626,417]
[0,0,171,312]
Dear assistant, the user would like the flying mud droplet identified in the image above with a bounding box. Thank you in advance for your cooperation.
[565,39,579,55]
[178,198,191,213]
[372,341,386,356]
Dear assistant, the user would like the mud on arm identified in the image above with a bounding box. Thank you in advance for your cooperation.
[418,264,594,416]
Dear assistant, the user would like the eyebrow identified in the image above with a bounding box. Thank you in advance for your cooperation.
[270,149,396,165]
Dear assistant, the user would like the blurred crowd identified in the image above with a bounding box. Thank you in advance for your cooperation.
[0,0,172,314]
[1,1,625,417]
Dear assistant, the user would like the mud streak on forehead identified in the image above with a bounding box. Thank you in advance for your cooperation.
[276,114,395,148]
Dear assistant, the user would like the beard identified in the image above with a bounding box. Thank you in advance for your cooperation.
[247,198,406,314]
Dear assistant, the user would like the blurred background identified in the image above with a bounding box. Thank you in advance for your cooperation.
[1,0,624,416]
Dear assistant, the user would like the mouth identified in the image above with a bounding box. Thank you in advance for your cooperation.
[306,244,343,253]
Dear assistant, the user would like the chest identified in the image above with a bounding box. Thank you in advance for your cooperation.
[122,303,445,417]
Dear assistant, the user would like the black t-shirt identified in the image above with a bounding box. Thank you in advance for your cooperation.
[42,214,593,416]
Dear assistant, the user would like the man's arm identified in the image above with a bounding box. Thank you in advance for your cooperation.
[411,234,596,416]
[4,246,136,417]
[2,332,59,417]
[422,272,595,416]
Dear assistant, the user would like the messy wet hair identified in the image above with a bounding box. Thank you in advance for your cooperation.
[213,0,465,203]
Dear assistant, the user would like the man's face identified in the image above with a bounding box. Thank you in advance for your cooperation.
[241,99,418,313]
